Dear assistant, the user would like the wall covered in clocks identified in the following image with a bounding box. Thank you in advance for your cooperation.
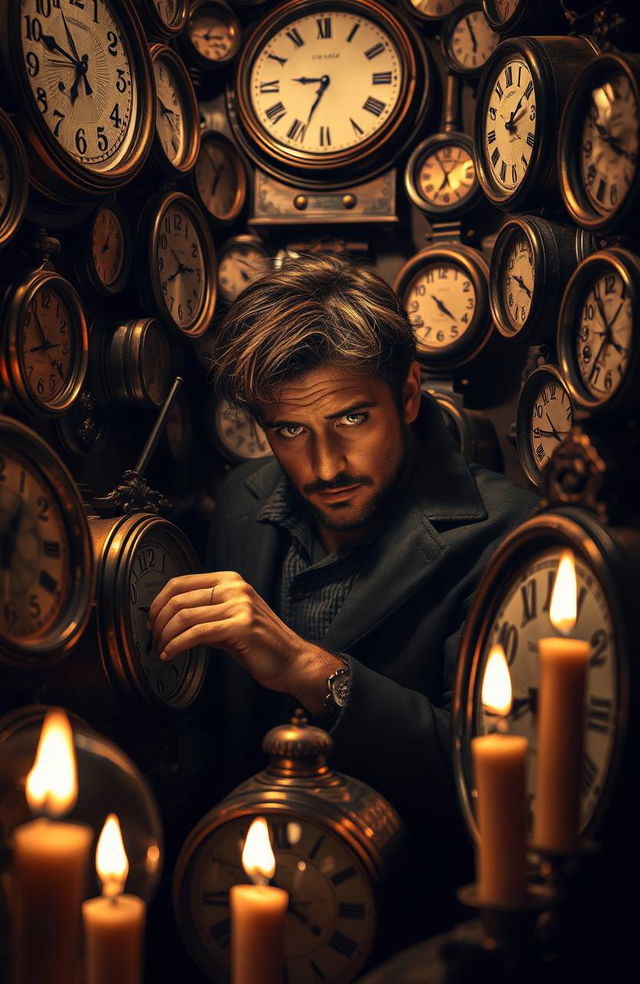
[1,0,640,979]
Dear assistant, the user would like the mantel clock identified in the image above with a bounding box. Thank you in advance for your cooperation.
[229,0,433,188]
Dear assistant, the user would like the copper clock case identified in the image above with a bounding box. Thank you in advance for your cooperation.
[404,131,481,217]
[149,43,202,179]
[230,0,432,188]
[440,2,498,78]
[137,0,189,39]
[515,364,574,486]
[0,108,29,250]
[179,0,243,70]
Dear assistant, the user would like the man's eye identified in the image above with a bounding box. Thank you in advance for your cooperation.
[341,412,367,426]
[278,424,304,438]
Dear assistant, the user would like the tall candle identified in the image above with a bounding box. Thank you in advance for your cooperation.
[472,645,529,905]
[11,709,92,984]
[231,817,288,984]
[534,549,589,852]
[82,814,146,984]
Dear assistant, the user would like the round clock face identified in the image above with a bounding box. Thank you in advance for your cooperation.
[580,71,639,220]
[188,4,239,63]
[409,0,463,18]
[418,142,475,210]
[178,812,375,983]
[91,205,126,289]
[445,7,498,74]
[405,262,477,353]
[153,54,188,169]
[516,368,574,483]
[157,201,206,332]
[218,243,269,303]
[156,0,180,28]
[574,268,632,401]
[502,230,534,331]
[194,135,246,223]
[484,57,536,194]
[248,9,403,156]
[213,400,272,463]
[20,284,78,411]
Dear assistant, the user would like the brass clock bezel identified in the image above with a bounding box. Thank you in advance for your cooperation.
[558,53,640,234]
[76,199,133,297]
[557,248,640,415]
[190,130,248,225]
[178,0,243,71]
[230,0,432,188]
[453,507,632,843]
[515,364,574,487]
[137,0,189,39]
[393,244,492,372]
[149,42,202,180]
[404,131,481,217]
[0,414,95,669]
[440,2,499,79]
[0,0,155,204]
[137,190,217,340]
[0,107,29,250]
[0,270,89,419]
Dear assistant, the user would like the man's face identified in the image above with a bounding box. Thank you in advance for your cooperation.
[258,363,421,546]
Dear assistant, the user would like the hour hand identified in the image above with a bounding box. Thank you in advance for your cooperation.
[291,76,325,85]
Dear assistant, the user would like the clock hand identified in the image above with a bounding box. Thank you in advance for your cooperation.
[157,97,178,118]
[101,229,112,253]
[291,76,326,85]
[505,92,526,132]
[513,274,532,298]
[69,55,93,105]
[430,294,456,321]
[465,15,478,52]
[545,412,562,441]
[39,31,78,66]
[193,32,224,41]
[510,688,538,720]
[28,341,59,353]
[534,427,568,439]
[306,74,330,127]
[60,8,81,62]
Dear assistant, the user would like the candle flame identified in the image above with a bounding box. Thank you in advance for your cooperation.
[481,644,512,716]
[96,814,129,898]
[242,817,275,885]
[549,550,578,635]
[25,709,77,818]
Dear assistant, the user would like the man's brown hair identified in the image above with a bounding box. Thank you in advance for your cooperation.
[209,252,417,418]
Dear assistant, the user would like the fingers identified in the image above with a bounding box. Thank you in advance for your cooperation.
[148,571,244,626]
[151,587,215,642]
[155,600,236,656]
[158,613,238,662]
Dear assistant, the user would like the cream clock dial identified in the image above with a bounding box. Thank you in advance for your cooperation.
[574,269,631,401]
[406,263,476,352]
[516,365,574,485]
[485,58,536,194]
[580,71,639,221]
[92,204,126,289]
[503,231,534,330]
[153,55,187,168]
[443,5,498,76]
[157,201,206,332]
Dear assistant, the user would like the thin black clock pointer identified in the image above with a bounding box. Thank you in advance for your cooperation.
[544,412,564,442]
[513,273,532,298]
[510,687,538,720]
[307,75,331,127]
[465,15,478,53]
[592,119,635,161]
[430,294,456,321]
[192,32,225,42]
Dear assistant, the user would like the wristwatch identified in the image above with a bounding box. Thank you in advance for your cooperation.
[324,660,350,716]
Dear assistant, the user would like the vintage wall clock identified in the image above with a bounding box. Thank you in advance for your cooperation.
[557,248,639,415]
[229,0,433,188]
[0,415,94,670]
[189,131,248,225]
[177,0,243,71]
[149,43,201,180]
[401,0,465,23]
[515,364,574,486]
[137,0,189,40]
[474,36,598,212]
[393,244,492,372]
[173,713,404,983]
[453,508,634,842]
[74,199,133,296]
[1,270,89,419]
[558,53,640,234]
[441,3,499,78]
[405,131,480,217]
[0,0,155,204]
[137,190,217,340]
[0,108,29,250]
[208,395,272,464]
[217,235,270,304]
[489,215,595,345]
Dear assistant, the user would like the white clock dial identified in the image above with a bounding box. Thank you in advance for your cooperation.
[580,71,640,219]
[485,58,536,192]
[575,269,632,400]
[214,401,272,461]
[249,10,402,154]
[218,244,269,303]
[528,377,573,472]
[156,202,206,331]
[21,0,135,169]
[503,232,534,329]
[406,262,477,351]
[418,143,475,208]
[153,54,186,166]
[448,9,498,72]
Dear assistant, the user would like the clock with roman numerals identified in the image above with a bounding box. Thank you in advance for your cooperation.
[174,712,404,983]
[229,0,432,187]
[453,509,633,846]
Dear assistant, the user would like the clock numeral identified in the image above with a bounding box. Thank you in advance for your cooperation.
[596,179,607,203]
[524,81,534,100]
[589,627,608,668]
[338,902,365,919]
[309,834,325,859]
[504,65,513,87]
[286,118,306,142]
[25,50,40,77]
[517,65,522,86]
[496,619,518,665]
[316,17,331,39]
[500,160,507,183]
[520,579,537,627]
[259,80,280,93]
[346,22,360,42]
[349,117,364,135]
[328,930,357,958]
[526,131,535,147]
[581,753,598,797]
[372,71,392,84]
[265,101,286,124]
[202,890,228,906]
[331,866,356,886]
[271,822,291,850]
[586,695,612,735]
[37,495,50,520]
[267,52,287,67]
[511,164,518,183]
[521,154,529,170]
[35,0,60,17]
[362,96,385,117]
[52,109,65,137]
[106,30,118,57]
[70,0,84,8]
[364,42,385,60]
[24,15,43,42]
[43,540,61,558]
[487,129,496,144]
[604,273,616,294]
[39,570,58,594]
[285,27,304,48]
[319,125,331,146]
[494,80,504,100]
[535,443,545,461]
[210,917,231,949]
[490,147,500,168]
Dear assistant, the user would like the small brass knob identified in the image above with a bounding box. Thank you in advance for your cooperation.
[293,195,308,210]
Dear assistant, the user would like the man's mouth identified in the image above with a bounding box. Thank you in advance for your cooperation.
[315,484,362,499]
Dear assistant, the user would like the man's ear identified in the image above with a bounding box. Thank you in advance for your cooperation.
[402,361,422,424]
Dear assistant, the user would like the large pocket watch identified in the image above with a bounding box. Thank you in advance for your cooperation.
[515,364,574,486]
[1,269,89,419]
[453,508,633,844]
[173,712,404,983]
[558,52,640,234]
[557,248,639,414]
[229,0,433,188]
[474,36,598,212]
[0,108,29,250]
[393,243,493,372]
[0,415,94,670]
[0,0,155,204]
[137,190,217,340]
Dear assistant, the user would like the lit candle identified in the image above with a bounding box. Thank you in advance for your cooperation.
[230,817,289,984]
[82,813,146,984]
[472,645,529,905]
[534,550,590,852]
[11,708,93,984]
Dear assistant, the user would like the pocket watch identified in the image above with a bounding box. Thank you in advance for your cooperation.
[393,244,492,371]
[230,0,433,187]
[217,235,270,304]
[440,3,499,78]
[515,365,574,486]
[453,508,633,842]
[489,215,595,345]
[0,0,155,204]
[474,36,598,212]
[189,131,248,225]
[173,712,404,983]
[137,0,189,40]
[137,190,217,339]
[0,415,94,670]
[177,0,243,71]
[400,0,465,23]
[1,270,89,418]
[558,53,640,234]
[208,395,272,464]
[405,132,479,217]
[557,248,639,415]
[75,199,133,296]
[106,318,172,410]
[149,43,201,179]
[0,108,29,250]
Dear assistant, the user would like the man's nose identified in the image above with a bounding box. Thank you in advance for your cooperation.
[310,435,347,481]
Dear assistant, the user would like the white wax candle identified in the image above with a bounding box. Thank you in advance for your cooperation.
[82,894,146,984]
[230,883,288,984]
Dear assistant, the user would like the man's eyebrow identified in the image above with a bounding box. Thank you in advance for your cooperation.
[262,401,377,429]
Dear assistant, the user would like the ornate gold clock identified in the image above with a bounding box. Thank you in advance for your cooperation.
[217,235,270,305]
[0,0,155,204]
[441,3,498,78]
[229,0,433,187]
[405,132,479,217]
[174,712,404,983]
[0,108,29,250]
[0,415,94,670]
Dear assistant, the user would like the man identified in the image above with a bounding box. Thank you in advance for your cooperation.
[149,253,537,935]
